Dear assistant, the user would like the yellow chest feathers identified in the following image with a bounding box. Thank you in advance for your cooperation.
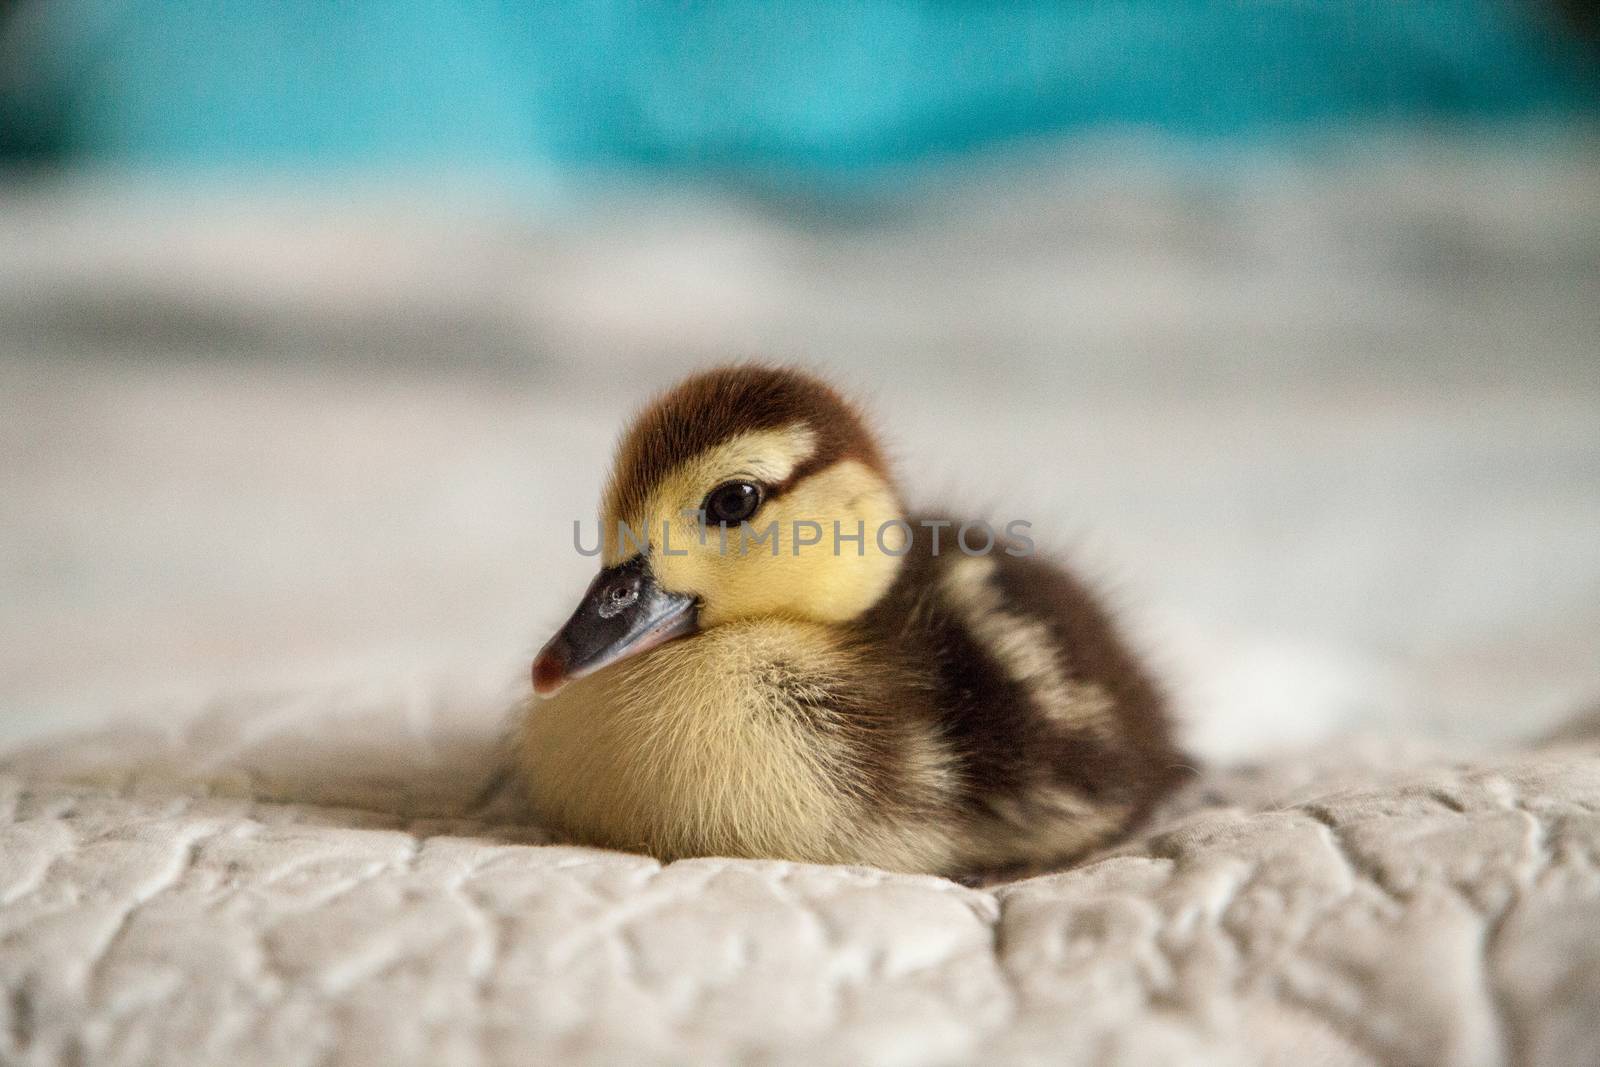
[520,618,881,864]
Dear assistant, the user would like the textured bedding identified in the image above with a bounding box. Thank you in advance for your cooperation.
[4,686,1599,1066]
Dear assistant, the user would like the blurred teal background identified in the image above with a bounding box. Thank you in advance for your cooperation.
[2,1,1596,176]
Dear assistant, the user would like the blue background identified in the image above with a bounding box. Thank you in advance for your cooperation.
[2,1,1596,176]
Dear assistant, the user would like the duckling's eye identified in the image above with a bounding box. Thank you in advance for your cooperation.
[703,481,762,526]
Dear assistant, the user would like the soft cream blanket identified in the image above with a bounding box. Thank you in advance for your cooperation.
[4,686,1597,1066]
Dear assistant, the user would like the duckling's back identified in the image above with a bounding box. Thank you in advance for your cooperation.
[854,519,1188,875]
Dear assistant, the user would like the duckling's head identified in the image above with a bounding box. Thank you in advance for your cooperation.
[533,365,907,695]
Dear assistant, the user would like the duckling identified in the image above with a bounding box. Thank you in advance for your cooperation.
[521,365,1187,878]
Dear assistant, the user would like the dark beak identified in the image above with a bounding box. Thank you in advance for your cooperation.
[531,556,699,697]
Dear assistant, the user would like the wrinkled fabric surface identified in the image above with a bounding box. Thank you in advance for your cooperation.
[3,686,1598,1066]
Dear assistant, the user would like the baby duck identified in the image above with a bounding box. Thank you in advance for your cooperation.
[521,365,1186,878]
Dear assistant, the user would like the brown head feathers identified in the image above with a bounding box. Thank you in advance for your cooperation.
[603,364,889,527]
